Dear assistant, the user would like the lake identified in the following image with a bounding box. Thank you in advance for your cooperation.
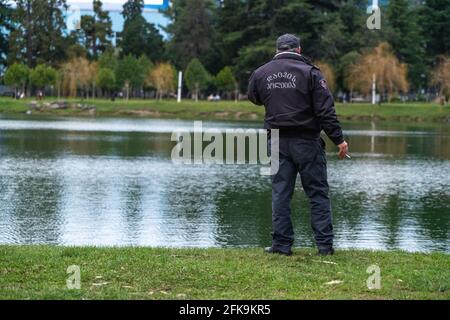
[0,115,449,252]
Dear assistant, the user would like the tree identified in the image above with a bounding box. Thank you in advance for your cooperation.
[138,54,154,97]
[97,67,116,97]
[120,0,164,60]
[78,0,113,58]
[339,51,361,96]
[98,49,118,70]
[87,61,99,98]
[346,43,409,102]
[29,64,57,93]
[215,0,248,68]
[164,0,215,69]
[431,56,450,104]
[122,0,143,19]
[8,0,68,68]
[116,54,143,100]
[60,57,91,97]
[185,59,210,102]
[67,44,89,60]
[4,63,30,97]
[386,0,425,89]
[316,13,346,62]
[147,63,175,100]
[418,0,450,59]
[0,0,12,72]
[215,66,237,101]
[226,0,321,91]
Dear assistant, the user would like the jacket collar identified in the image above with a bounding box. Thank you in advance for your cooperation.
[273,52,312,65]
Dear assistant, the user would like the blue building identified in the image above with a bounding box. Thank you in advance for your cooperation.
[66,0,170,35]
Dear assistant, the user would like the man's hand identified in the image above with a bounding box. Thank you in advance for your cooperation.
[338,141,349,160]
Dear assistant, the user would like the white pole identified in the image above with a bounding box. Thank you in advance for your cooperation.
[177,71,183,103]
[372,73,376,105]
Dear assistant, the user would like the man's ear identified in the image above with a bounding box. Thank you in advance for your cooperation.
[297,47,302,54]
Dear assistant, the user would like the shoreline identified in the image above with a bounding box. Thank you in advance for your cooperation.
[1,98,449,123]
[0,246,448,300]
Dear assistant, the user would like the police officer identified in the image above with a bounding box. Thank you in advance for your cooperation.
[248,34,349,256]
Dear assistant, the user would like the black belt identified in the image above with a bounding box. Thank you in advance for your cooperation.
[269,128,320,139]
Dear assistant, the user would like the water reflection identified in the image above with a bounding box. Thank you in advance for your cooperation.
[0,117,448,252]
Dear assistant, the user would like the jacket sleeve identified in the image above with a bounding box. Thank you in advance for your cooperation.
[247,71,263,106]
[310,68,344,145]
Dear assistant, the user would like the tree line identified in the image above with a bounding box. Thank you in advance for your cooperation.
[0,0,449,102]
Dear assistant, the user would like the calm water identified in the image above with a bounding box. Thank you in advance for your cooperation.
[0,115,449,252]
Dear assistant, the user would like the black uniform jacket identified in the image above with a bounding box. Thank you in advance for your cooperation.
[248,52,344,145]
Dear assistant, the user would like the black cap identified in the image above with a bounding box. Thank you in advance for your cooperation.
[276,34,301,51]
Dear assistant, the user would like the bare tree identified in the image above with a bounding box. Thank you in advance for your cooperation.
[60,57,91,98]
[346,42,409,102]
[147,63,175,100]
[431,56,450,104]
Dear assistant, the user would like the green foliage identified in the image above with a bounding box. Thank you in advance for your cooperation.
[96,68,116,91]
[163,0,215,69]
[77,0,113,58]
[1,0,449,97]
[116,55,143,88]
[0,0,12,70]
[215,0,248,68]
[66,44,88,60]
[185,58,210,99]
[120,0,164,61]
[98,50,118,70]
[137,54,154,76]
[8,0,69,68]
[215,66,236,92]
[339,51,361,90]
[4,63,29,88]
[122,0,143,21]
[386,0,426,89]
[29,64,57,89]
[418,0,450,59]
[235,39,274,90]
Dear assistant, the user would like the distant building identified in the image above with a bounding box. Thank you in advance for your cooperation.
[65,0,170,36]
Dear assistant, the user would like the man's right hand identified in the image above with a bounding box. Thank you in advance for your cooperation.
[338,141,349,160]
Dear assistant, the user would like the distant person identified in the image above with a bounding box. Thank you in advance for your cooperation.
[214,94,221,102]
[208,94,214,102]
[248,34,349,256]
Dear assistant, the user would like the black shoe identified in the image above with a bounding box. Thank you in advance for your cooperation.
[317,248,335,256]
[264,246,292,256]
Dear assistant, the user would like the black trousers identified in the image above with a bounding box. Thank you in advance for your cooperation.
[271,136,334,252]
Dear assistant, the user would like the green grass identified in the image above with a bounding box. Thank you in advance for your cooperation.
[0,97,449,122]
[0,246,448,300]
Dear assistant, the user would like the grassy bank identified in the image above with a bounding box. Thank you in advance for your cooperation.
[0,97,449,122]
[0,246,448,300]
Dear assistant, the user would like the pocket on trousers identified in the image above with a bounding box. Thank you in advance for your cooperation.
[317,139,327,164]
